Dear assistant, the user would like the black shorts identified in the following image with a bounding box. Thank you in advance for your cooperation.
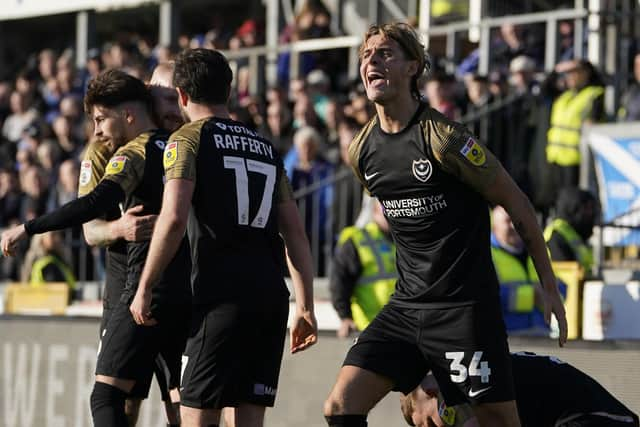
[128,301,191,399]
[343,301,515,406]
[180,298,289,409]
[557,414,640,427]
[96,296,191,400]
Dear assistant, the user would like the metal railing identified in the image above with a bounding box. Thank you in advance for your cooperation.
[221,6,589,94]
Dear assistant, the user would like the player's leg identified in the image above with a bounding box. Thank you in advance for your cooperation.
[230,296,290,427]
[424,302,521,427]
[324,304,429,426]
[92,300,158,427]
[156,300,191,426]
[180,303,241,427]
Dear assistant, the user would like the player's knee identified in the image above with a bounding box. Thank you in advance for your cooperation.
[90,382,129,427]
[324,393,345,416]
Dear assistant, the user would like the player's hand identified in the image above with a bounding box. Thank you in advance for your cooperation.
[1,224,27,257]
[543,285,568,347]
[116,205,157,242]
[130,288,157,326]
[290,308,318,354]
[337,318,357,339]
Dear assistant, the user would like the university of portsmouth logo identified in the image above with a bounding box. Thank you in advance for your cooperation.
[412,159,432,182]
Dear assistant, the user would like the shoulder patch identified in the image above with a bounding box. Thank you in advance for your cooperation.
[105,156,127,175]
[79,160,92,186]
[459,136,486,166]
[164,142,178,168]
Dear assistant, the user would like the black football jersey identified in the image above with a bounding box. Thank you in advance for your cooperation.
[349,103,500,307]
[102,130,190,304]
[164,117,292,303]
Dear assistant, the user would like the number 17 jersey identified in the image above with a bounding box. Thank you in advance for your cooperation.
[164,117,292,304]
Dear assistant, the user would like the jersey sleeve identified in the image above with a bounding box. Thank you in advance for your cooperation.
[348,118,377,192]
[78,141,111,197]
[430,120,499,194]
[164,121,201,182]
[101,144,145,196]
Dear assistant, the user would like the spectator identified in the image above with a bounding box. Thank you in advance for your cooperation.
[491,206,548,334]
[619,52,640,121]
[329,199,396,338]
[259,100,294,157]
[0,168,23,227]
[306,69,332,123]
[20,165,49,221]
[2,91,40,143]
[289,126,333,275]
[36,140,61,189]
[543,187,598,275]
[546,59,605,193]
[465,74,507,166]
[20,231,76,295]
[331,117,364,233]
[423,71,460,120]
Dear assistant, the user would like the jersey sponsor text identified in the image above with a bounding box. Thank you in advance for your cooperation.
[381,194,448,218]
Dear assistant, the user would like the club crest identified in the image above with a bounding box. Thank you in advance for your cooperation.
[412,159,432,182]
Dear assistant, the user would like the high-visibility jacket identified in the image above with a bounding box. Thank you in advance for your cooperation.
[546,85,604,166]
[338,222,396,330]
[544,218,593,273]
[30,255,77,290]
[491,245,545,331]
[431,0,468,18]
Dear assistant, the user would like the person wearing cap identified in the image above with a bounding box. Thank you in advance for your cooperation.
[546,59,605,193]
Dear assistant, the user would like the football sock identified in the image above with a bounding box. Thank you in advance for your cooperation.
[90,382,129,427]
[325,414,368,426]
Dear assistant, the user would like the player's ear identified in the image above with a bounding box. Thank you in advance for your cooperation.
[406,59,418,78]
[176,87,188,107]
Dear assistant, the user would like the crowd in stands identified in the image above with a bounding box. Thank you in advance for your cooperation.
[0,0,638,284]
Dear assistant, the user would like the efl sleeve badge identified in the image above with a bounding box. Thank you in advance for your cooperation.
[105,156,127,175]
[79,160,92,186]
[164,141,178,169]
[459,137,486,166]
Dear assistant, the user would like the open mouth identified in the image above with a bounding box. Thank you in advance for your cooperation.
[367,71,386,85]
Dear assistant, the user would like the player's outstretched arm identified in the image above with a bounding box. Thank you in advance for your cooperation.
[278,199,318,354]
[132,178,193,326]
[82,206,157,247]
[1,180,125,257]
[481,164,568,347]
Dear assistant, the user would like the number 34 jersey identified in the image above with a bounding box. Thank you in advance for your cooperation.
[164,117,292,303]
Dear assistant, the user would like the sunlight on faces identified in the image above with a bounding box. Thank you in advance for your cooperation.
[149,85,183,132]
[359,34,418,105]
[91,105,130,151]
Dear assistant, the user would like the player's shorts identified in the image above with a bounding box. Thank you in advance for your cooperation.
[95,295,191,399]
[127,301,191,400]
[180,297,289,409]
[557,413,640,427]
[343,299,515,406]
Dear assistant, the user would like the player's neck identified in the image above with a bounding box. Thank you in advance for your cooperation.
[375,96,420,133]
[126,115,158,140]
[186,103,230,122]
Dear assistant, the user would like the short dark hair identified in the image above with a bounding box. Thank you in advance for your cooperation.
[173,48,232,105]
[84,69,152,115]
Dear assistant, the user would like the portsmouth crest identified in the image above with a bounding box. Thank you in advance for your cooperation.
[412,159,432,183]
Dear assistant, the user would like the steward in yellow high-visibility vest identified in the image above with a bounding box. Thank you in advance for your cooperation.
[547,85,604,167]
[546,60,605,191]
[491,241,545,332]
[330,220,396,334]
[544,187,597,274]
[490,206,549,333]
[30,254,77,290]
